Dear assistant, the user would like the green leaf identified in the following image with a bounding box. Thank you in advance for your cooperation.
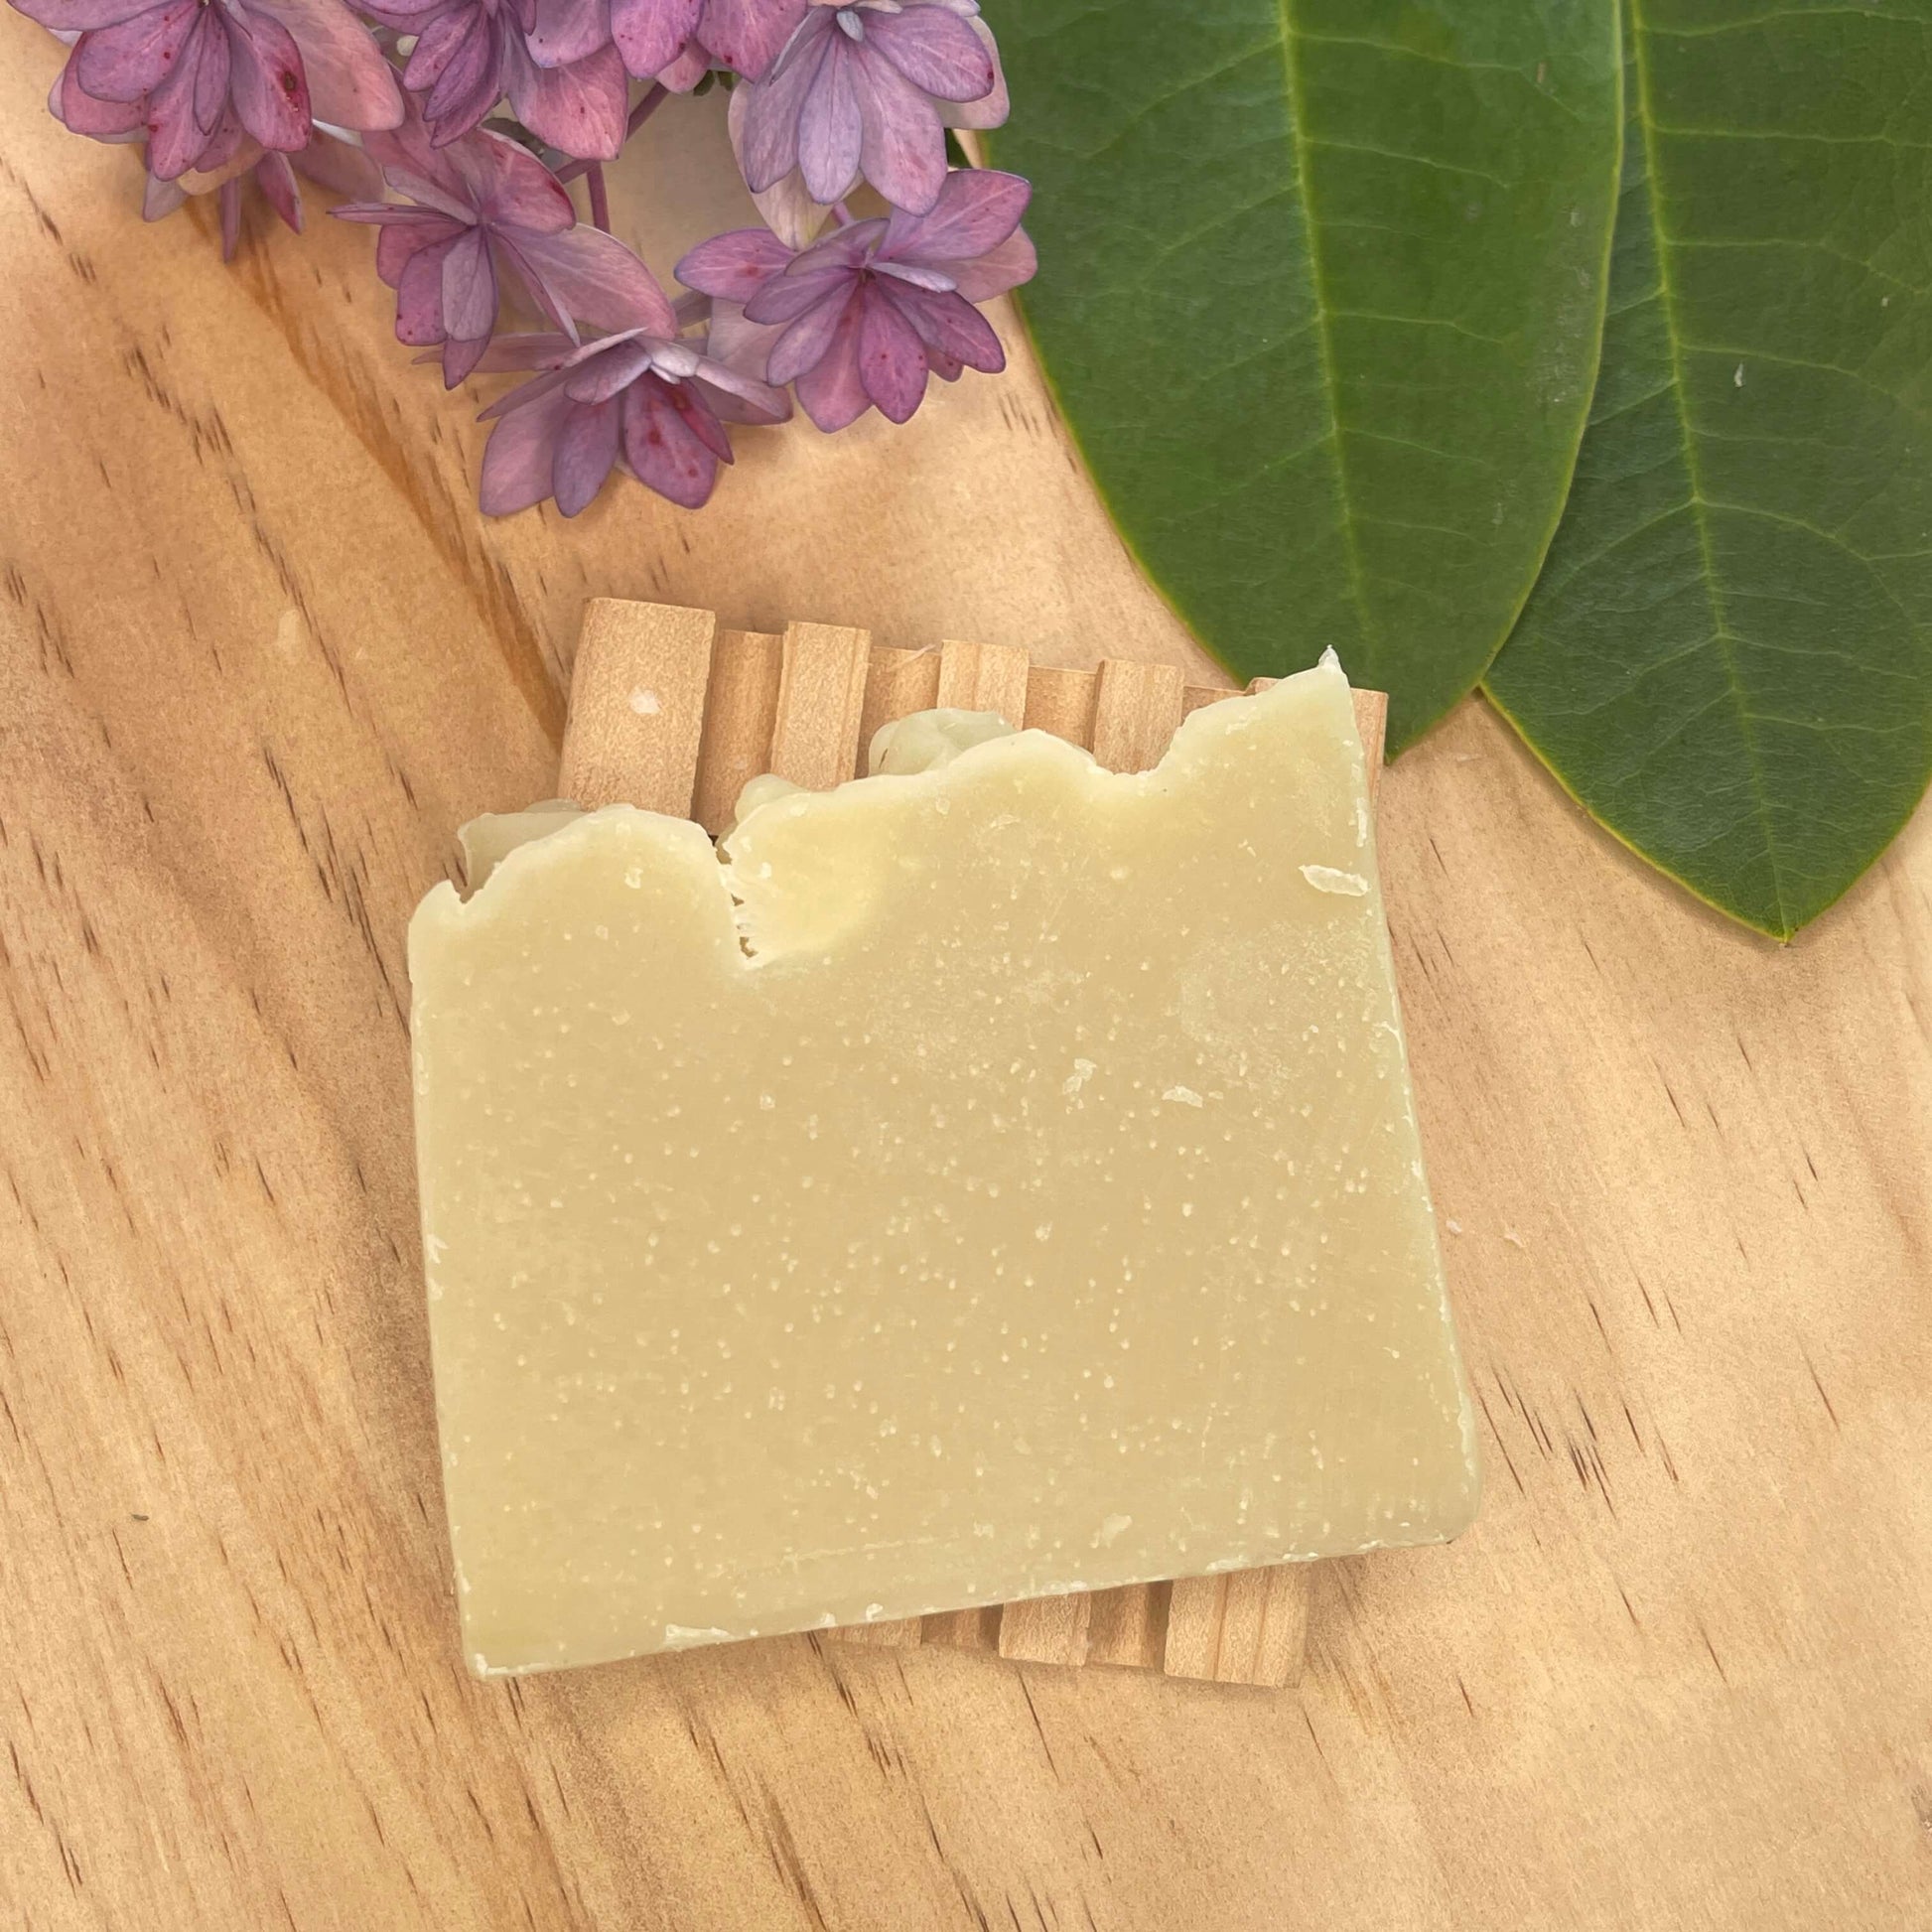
[980,0,1623,748]
[1486,0,1932,939]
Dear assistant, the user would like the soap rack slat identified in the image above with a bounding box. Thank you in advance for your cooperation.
[547,598,1388,1688]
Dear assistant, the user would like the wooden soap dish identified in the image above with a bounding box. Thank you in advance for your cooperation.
[544,599,1388,1689]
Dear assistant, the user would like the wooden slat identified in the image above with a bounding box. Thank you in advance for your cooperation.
[769,621,872,792]
[998,1589,1091,1668]
[1091,659,1187,774]
[1023,664,1098,746]
[1164,1568,1310,1688]
[1084,1582,1171,1671]
[935,638,1031,726]
[559,599,715,815]
[1350,688,1389,804]
[1181,680,1239,716]
[691,627,781,835]
[921,1606,1003,1651]
[858,645,941,775]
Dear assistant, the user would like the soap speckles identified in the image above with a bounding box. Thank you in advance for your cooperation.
[417,669,1478,1671]
[1301,865,1370,897]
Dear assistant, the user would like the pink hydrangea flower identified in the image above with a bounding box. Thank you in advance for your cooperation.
[26,0,401,180]
[736,0,1006,216]
[365,0,629,156]
[477,322,790,513]
[336,103,671,383]
[529,0,807,85]
[678,165,1032,429]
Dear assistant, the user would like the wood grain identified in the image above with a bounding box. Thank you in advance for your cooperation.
[3,24,1931,1928]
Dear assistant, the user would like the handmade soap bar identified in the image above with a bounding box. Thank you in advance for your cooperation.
[409,659,1478,1674]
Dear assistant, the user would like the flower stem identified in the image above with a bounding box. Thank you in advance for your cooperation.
[832,200,855,226]
[586,162,611,233]
[555,85,669,186]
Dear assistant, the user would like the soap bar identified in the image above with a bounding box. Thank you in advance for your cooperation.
[409,659,1478,1674]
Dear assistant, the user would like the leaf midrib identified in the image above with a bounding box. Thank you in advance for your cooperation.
[1627,0,1794,934]
[1276,0,1373,647]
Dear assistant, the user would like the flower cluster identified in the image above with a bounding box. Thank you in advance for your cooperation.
[16,0,1033,514]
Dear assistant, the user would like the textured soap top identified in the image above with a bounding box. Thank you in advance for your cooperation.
[409,659,1478,1674]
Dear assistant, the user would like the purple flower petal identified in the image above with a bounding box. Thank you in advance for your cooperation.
[789,215,884,269]
[223,9,312,153]
[442,326,494,385]
[469,330,578,373]
[143,28,228,176]
[292,127,386,199]
[364,96,474,210]
[608,0,700,77]
[937,13,1006,129]
[143,169,189,219]
[793,34,862,203]
[509,225,678,335]
[503,37,629,161]
[401,8,475,92]
[72,0,200,103]
[949,225,1033,302]
[657,39,711,89]
[55,57,149,138]
[341,207,456,283]
[879,279,1001,371]
[726,74,823,247]
[675,383,736,463]
[873,258,954,293]
[564,337,656,402]
[738,7,830,192]
[526,0,612,67]
[16,0,166,34]
[481,379,573,512]
[395,232,459,342]
[440,224,500,343]
[881,166,1026,265]
[684,348,790,423]
[218,175,244,258]
[256,148,304,229]
[193,16,233,130]
[851,42,944,211]
[765,282,853,386]
[694,0,808,79]
[860,1,991,103]
[453,127,577,232]
[743,263,853,326]
[674,225,793,302]
[856,283,928,421]
[701,300,787,388]
[552,399,622,514]
[264,0,405,129]
[792,296,870,431]
[621,376,721,507]
[420,14,506,142]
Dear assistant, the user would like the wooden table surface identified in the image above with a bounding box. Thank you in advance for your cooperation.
[3,24,1929,1930]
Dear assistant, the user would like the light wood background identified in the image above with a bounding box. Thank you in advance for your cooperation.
[2,23,1928,1930]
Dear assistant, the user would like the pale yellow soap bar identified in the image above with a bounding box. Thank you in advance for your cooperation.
[409,660,1478,1674]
